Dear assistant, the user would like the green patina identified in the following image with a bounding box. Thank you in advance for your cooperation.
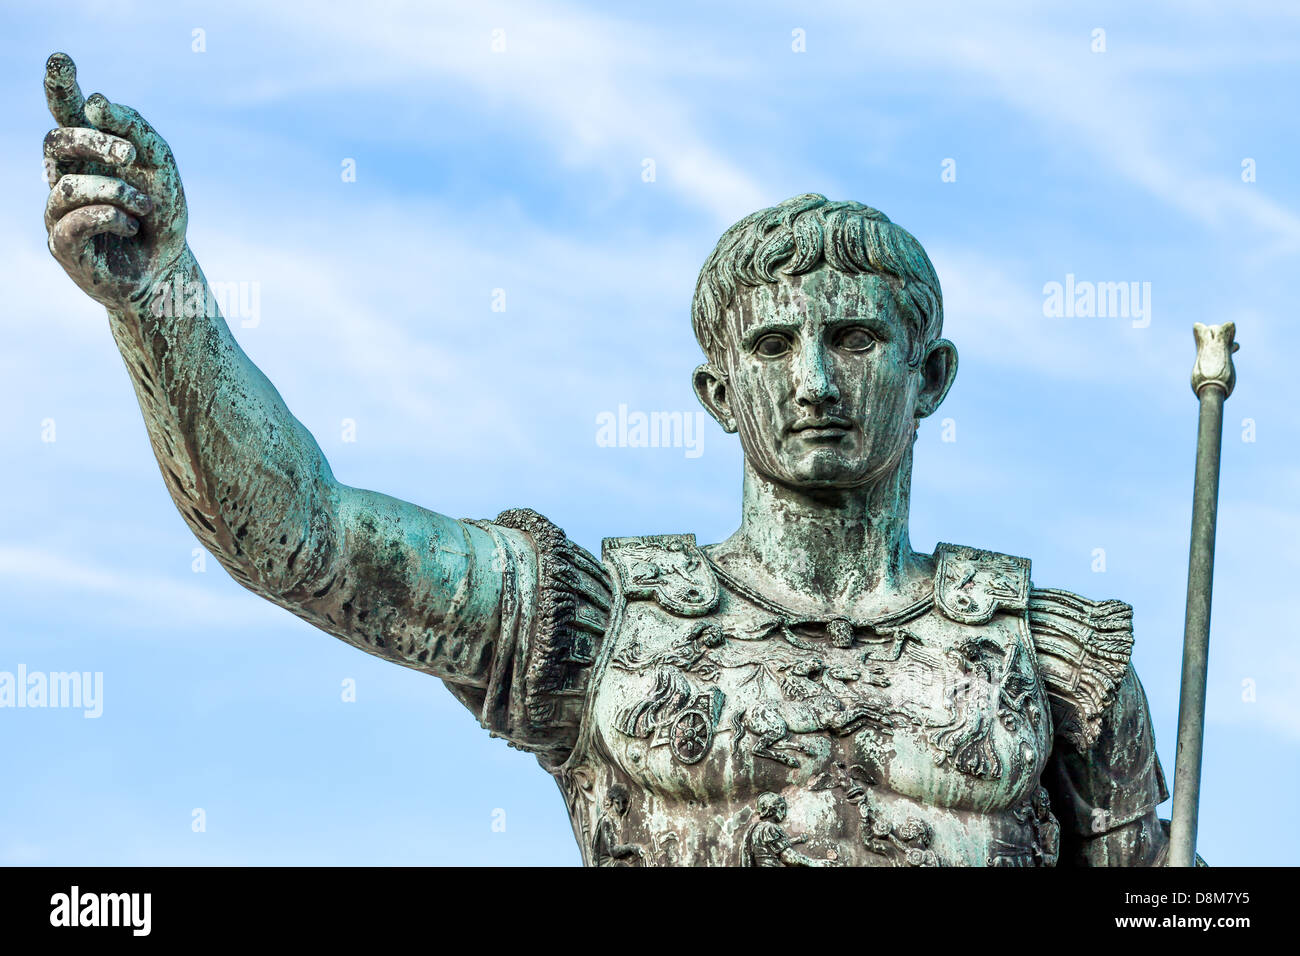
[43,51,1228,866]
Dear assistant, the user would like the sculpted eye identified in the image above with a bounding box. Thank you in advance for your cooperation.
[754,334,792,358]
[836,327,876,352]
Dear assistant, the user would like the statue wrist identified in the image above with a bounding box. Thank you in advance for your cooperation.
[118,244,204,325]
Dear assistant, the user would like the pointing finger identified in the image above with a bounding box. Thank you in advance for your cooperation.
[85,94,172,167]
[45,52,88,128]
[44,127,136,167]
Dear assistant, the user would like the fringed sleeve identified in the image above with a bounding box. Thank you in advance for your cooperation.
[1030,587,1172,866]
[1028,588,1134,751]
[449,509,611,771]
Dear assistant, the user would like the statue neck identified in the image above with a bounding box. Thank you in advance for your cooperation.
[708,443,930,617]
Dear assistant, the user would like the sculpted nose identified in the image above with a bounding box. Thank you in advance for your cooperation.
[795,343,840,407]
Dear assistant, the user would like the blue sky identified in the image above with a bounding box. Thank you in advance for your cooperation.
[1,1,1296,865]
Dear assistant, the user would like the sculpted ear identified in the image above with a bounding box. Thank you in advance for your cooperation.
[914,338,958,420]
[693,363,737,433]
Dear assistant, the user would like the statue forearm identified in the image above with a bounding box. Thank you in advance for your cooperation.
[106,249,537,699]
[107,246,337,599]
[40,57,337,602]
[102,248,548,703]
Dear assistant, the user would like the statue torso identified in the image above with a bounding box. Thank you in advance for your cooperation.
[557,534,1061,867]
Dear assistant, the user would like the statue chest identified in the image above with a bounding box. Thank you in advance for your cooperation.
[556,535,1060,866]
[588,590,1052,813]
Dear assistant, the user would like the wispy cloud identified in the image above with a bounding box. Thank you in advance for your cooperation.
[219,0,770,223]
[0,545,272,628]
[829,2,1300,253]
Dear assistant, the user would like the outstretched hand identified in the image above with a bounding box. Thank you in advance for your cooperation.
[43,52,188,311]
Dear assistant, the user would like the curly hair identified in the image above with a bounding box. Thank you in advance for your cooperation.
[691,194,943,369]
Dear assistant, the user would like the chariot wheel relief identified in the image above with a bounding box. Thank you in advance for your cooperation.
[669,709,712,764]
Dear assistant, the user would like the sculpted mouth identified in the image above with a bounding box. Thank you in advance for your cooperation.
[789,417,854,437]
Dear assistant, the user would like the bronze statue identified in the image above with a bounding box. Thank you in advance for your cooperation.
[42,52,1179,866]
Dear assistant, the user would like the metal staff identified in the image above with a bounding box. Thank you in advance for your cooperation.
[1169,321,1239,867]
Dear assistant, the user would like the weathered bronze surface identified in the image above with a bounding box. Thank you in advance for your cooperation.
[43,52,1177,866]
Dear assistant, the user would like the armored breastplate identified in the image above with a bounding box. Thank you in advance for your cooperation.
[556,534,1061,867]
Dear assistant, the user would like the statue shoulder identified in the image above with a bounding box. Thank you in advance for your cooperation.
[600,533,719,616]
[1026,585,1135,752]
[491,509,612,686]
[931,543,1135,752]
[932,542,1032,624]
[462,508,612,768]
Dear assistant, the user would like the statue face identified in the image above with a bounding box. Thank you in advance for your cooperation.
[695,267,955,491]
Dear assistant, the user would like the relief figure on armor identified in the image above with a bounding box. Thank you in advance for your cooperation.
[42,52,1173,866]
[591,785,645,867]
[742,793,838,867]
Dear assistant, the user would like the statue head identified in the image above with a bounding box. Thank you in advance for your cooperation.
[691,194,957,492]
[756,791,788,822]
[606,783,630,816]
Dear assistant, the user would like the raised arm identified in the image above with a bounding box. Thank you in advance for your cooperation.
[41,54,608,764]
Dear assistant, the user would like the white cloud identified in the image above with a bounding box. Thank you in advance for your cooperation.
[931,245,1172,385]
[0,544,272,628]
[829,2,1300,253]
[217,0,770,223]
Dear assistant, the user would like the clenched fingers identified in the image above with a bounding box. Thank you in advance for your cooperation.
[84,94,172,168]
[44,127,136,169]
[46,174,153,231]
[48,203,139,259]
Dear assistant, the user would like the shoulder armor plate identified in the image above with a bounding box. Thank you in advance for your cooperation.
[602,533,719,617]
[933,542,1031,625]
[1027,587,1135,751]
